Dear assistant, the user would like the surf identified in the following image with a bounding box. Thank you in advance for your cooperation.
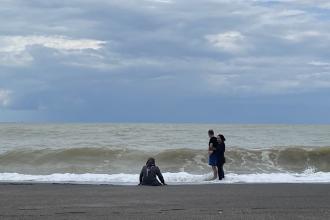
[1,169,330,185]
[0,146,330,174]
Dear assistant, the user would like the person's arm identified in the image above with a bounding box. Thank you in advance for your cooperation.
[209,142,217,152]
[209,142,213,151]
[212,137,219,150]
[156,167,166,185]
[139,167,144,184]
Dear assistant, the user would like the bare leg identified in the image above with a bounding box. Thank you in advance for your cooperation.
[211,166,218,180]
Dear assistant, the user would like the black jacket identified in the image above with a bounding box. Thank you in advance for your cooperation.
[217,142,226,164]
[139,165,165,186]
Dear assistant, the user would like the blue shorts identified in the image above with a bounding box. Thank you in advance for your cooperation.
[208,153,218,166]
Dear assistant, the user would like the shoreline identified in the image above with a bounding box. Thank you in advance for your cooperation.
[2,181,330,186]
[1,170,330,184]
[0,183,329,219]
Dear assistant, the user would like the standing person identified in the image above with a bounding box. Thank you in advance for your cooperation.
[139,157,167,186]
[208,129,218,180]
[217,134,226,180]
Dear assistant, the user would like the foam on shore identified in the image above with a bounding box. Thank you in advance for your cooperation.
[1,169,330,185]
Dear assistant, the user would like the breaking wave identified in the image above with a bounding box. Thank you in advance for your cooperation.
[0,146,330,175]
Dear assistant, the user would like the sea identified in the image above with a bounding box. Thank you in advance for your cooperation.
[0,123,329,185]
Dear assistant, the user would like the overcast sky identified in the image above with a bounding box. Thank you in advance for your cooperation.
[0,0,330,123]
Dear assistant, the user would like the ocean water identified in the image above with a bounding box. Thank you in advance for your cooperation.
[0,123,329,184]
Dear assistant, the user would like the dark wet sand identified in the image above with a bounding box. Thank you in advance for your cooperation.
[0,183,329,220]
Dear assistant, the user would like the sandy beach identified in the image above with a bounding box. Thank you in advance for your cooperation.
[0,183,329,220]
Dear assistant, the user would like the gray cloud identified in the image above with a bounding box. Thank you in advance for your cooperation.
[0,0,330,122]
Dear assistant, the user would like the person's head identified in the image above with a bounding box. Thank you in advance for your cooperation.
[217,134,226,142]
[146,157,155,167]
[208,129,214,138]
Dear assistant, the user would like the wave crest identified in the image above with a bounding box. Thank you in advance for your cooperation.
[0,147,329,174]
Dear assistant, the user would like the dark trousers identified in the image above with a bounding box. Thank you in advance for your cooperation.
[217,163,224,180]
[142,180,162,186]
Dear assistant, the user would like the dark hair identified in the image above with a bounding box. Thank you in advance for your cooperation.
[208,129,214,135]
[217,134,226,142]
[146,157,155,167]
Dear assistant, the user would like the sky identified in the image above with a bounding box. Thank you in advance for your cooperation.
[0,0,330,123]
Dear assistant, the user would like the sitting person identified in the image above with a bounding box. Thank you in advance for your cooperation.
[139,157,166,186]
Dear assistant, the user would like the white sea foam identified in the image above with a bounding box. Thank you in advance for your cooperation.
[0,170,330,185]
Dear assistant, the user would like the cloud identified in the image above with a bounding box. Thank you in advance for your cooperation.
[286,0,330,9]
[308,61,330,67]
[205,31,248,53]
[0,89,12,107]
[0,35,106,66]
[0,35,105,53]
[202,56,330,95]
[146,0,173,3]
[282,31,323,42]
[0,0,330,122]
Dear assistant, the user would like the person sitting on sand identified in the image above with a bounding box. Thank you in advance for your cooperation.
[208,129,218,180]
[139,157,167,186]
